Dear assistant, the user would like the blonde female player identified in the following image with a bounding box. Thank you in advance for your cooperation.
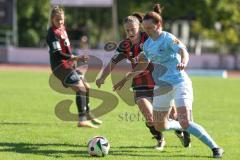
[96,13,189,150]
[46,6,101,128]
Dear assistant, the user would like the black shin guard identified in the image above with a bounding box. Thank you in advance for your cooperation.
[76,91,88,120]
[146,123,164,141]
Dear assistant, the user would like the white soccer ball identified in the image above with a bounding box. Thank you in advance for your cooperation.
[87,136,110,157]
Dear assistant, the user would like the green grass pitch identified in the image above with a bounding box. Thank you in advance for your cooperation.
[0,70,240,160]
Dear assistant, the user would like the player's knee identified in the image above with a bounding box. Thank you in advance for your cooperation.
[74,82,87,92]
[177,108,190,129]
[136,98,146,106]
[83,81,91,90]
[145,115,154,124]
[146,121,154,126]
[73,86,86,92]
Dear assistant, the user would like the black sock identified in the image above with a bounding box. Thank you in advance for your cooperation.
[86,89,90,112]
[76,91,87,118]
[145,123,164,141]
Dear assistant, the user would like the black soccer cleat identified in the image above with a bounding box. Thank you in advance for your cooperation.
[175,130,191,148]
[212,148,224,158]
[182,131,191,148]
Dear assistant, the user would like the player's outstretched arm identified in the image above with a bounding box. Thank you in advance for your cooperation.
[96,61,117,88]
[113,53,149,91]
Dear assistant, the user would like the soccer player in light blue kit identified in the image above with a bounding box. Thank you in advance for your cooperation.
[114,4,224,158]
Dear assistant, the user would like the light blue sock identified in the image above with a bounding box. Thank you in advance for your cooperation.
[165,119,182,131]
[186,122,218,149]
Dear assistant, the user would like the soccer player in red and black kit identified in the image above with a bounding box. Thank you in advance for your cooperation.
[96,13,190,150]
[46,6,101,128]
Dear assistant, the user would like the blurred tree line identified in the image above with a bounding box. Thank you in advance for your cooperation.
[17,0,49,47]
[16,0,240,54]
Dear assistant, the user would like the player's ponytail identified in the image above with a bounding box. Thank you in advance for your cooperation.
[153,4,164,15]
[132,12,144,23]
[143,3,163,25]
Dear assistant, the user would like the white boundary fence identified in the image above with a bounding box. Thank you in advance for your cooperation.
[0,47,239,78]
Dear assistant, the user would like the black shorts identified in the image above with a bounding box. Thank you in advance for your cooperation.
[53,67,83,88]
[133,87,154,103]
[62,70,80,87]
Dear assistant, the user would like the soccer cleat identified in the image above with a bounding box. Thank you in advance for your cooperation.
[182,131,191,147]
[175,130,191,148]
[212,148,224,158]
[77,121,99,128]
[154,138,166,151]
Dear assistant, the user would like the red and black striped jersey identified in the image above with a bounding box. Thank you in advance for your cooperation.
[111,32,155,89]
[46,26,74,70]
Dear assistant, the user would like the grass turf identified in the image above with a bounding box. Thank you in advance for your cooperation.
[0,70,239,160]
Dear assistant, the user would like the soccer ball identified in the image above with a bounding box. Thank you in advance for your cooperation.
[87,136,110,157]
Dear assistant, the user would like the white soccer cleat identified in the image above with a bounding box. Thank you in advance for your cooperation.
[154,138,166,151]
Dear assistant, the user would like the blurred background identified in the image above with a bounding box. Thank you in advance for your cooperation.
[0,0,240,74]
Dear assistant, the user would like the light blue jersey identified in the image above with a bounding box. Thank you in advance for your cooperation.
[143,31,190,86]
[143,32,221,154]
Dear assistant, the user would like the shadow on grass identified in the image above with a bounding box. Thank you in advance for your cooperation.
[0,142,211,159]
[117,145,180,149]
[0,122,33,125]
[0,122,71,126]
[0,142,89,158]
[110,150,211,159]
[110,146,211,158]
